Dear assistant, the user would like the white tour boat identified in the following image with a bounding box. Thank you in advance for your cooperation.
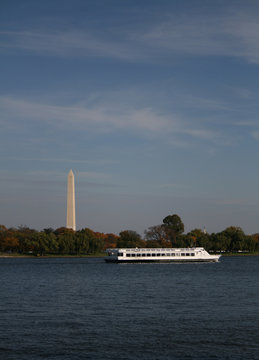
[105,247,221,263]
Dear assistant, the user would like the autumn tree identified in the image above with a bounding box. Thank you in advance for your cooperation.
[144,225,171,247]
[103,233,119,249]
[0,236,19,252]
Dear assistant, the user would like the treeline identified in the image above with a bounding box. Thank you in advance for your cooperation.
[0,214,259,255]
[0,226,118,256]
[143,215,259,253]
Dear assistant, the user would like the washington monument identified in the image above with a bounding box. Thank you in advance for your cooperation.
[66,170,76,231]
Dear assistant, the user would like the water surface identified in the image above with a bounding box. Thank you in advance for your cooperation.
[0,256,258,359]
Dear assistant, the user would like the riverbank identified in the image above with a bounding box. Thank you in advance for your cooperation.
[1,252,259,258]
[220,252,259,256]
[0,252,106,258]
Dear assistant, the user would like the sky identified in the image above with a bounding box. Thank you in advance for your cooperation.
[1,0,259,235]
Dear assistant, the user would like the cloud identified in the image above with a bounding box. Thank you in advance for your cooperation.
[235,120,259,127]
[77,171,110,180]
[0,29,143,61]
[0,95,220,142]
[1,8,259,63]
[0,156,116,165]
[251,131,259,141]
[181,128,217,140]
[140,11,259,64]
[228,86,253,100]
[160,183,181,188]
[0,169,112,185]
[0,96,171,132]
[0,169,124,195]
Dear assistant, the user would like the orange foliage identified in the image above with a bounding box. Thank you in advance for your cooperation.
[1,236,19,251]
[103,233,119,249]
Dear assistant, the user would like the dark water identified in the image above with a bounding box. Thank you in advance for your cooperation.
[0,256,258,360]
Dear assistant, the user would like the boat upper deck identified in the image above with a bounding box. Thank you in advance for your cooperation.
[107,247,206,254]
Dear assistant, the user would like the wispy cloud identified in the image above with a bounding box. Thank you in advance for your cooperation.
[0,29,143,61]
[0,156,116,165]
[0,169,122,192]
[0,169,112,184]
[140,11,259,64]
[1,9,259,63]
[0,96,171,132]
[228,86,253,100]
[77,171,110,180]
[0,95,219,141]
[160,183,181,188]
[251,131,259,141]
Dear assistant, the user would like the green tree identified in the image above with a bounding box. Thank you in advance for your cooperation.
[243,235,256,252]
[210,232,230,252]
[43,228,54,234]
[162,214,184,245]
[57,233,75,254]
[46,233,59,254]
[33,233,50,256]
[187,229,212,250]
[117,230,144,248]
[221,226,246,252]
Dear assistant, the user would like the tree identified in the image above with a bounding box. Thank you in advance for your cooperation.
[75,233,89,254]
[221,226,246,252]
[144,225,171,247]
[0,236,19,252]
[57,233,75,254]
[117,230,144,248]
[0,225,7,232]
[103,233,119,249]
[187,228,212,249]
[43,228,54,234]
[54,227,74,236]
[251,234,259,252]
[33,233,50,256]
[162,214,184,245]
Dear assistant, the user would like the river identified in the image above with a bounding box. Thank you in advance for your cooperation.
[0,256,258,359]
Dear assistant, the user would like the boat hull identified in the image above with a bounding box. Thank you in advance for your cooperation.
[105,259,218,264]
[105,257,220,263]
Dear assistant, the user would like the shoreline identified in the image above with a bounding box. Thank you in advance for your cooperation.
[0,253,106,258]
[1,252,259,258]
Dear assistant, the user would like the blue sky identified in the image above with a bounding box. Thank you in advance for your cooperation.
[1,0,259,235]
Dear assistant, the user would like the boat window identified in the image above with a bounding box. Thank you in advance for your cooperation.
[186,253,190,256]
[171,253,175,256]
[161,254,165,256]
[166,253,171,256]
[131,254,135,257]
[152,253,156,257]
[118,252,123,256]
[137,254,141,257]
[191,253,195,256]
[126,254,130,257]
[142,254,146,257]
[146,253,151,257]
[181,253,185,256]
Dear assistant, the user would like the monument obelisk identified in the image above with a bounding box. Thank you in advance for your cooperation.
[66,170,76,231]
